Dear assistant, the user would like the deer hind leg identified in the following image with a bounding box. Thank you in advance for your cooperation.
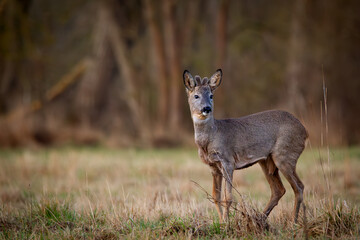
[273,155,304,223]
[211,168,223,222]
[259,157,286,217]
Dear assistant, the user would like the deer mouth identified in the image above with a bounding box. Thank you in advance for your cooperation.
[201,111,209,117]
[193,112,209,120]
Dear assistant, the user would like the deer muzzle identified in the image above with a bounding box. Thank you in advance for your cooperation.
[201,106,212,116]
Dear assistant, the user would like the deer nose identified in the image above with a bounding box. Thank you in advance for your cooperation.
[202,106,212,113]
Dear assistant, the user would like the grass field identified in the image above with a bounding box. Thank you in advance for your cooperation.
[1,146,360,239]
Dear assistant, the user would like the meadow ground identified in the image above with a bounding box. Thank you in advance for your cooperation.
[0,146,360,239]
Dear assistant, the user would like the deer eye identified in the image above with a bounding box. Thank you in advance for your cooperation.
[194,95,199,99]
[210,95,213,99]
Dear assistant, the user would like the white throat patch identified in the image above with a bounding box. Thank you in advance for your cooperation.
[192,114,211,124]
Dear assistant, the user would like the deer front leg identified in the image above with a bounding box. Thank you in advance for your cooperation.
[211,168,223,222]
[222,164,234,222]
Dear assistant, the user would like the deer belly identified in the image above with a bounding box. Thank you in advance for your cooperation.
[234,153,267,170]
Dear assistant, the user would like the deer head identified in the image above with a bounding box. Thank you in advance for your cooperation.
[183,69,222,123]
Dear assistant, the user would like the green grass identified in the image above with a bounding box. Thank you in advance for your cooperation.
[1,147,360,239]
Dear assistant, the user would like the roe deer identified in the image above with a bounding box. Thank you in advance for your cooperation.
[183,69,308,223]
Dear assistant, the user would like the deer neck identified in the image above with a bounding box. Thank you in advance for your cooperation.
[193,116,216,148]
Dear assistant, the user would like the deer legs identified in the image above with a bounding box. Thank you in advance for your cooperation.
[211,156,303,223]
[259,159,286,216]
[211,170,223,221]
[211,164,233,222]
[278,164,304,223]
[272,155,305,223]
[221,164,233,222]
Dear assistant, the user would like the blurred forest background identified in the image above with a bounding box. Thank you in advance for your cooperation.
[0,0,359,148]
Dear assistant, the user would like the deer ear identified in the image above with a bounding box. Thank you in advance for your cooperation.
[209,69,222,91]
[183,70,196,91]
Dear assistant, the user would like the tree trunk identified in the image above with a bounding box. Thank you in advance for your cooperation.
[181,1,198,52]
[286,0,306,115]
[75,4,113,126]
[144,0,169,136]
[214,0,229,117]
[215,0,229,69]
[163,0,181,131]
[104,3,147,141]
[0,60,14,112]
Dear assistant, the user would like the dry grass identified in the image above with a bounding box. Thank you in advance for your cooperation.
[0,146,360,239]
